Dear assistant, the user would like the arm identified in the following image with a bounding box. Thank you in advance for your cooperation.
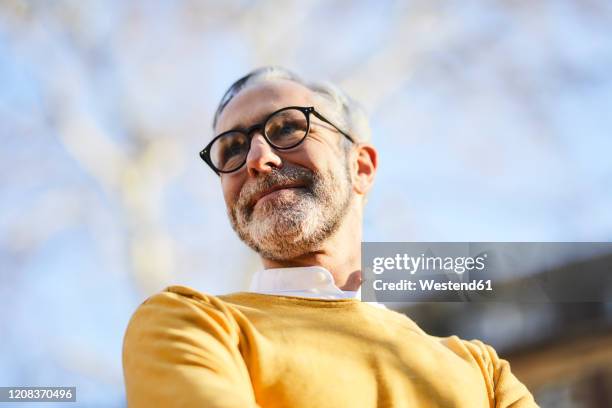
[464,339,539,408]
[122,290,259,408]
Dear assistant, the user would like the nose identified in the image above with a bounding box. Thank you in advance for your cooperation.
[245,131,282,177]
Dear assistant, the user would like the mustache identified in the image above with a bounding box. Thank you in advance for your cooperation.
[237,165,316,212]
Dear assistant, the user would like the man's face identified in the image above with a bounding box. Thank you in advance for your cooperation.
[215,79,355,260]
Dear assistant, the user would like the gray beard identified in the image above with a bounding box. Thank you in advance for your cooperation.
[228,161,353,261]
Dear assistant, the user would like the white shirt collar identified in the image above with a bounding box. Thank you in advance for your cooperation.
[249,266,386,309]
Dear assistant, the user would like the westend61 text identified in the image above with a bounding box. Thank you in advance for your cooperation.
[373,279,493,292]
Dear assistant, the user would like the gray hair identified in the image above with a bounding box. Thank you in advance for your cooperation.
[212,66,371,144]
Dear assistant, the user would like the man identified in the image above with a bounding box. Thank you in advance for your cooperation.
[122,67,538,407]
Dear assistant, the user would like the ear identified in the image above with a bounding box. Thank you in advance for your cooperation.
[352,143,377,195]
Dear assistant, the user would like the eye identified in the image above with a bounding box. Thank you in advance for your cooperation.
[222,140,245,161]
[263,108,309,146]
[277,122,300,136]
[211,132,248,170]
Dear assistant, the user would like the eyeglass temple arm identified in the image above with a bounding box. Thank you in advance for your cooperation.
[201,151,221,176]
[311,111,356,144]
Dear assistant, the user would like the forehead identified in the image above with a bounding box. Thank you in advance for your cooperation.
[215,79,319,133]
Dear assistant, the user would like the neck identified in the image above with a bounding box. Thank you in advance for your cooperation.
[260,206,363,291]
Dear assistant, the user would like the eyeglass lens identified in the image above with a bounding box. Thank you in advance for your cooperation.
[210,108,308,172]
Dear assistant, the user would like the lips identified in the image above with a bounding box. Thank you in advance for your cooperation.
[251,182,305,207]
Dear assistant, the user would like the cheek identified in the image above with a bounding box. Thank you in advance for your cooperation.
[293,141,333,172]
[221,176,243,207]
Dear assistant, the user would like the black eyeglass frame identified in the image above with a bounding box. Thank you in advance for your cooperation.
[200,106,355,175]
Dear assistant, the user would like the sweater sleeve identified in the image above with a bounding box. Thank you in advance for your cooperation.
[464,339,539,408]
[122,289,260,408]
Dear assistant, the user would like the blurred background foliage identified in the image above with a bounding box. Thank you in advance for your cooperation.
[1,0,611,406]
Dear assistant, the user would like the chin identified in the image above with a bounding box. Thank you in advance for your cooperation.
[255,243,317,262]
[245,222,324,261]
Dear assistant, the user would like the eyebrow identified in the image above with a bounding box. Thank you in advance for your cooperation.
[222,102,319,135]
[218,111,272,135]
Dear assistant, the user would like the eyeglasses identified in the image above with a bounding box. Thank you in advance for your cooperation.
[200,106,355,175]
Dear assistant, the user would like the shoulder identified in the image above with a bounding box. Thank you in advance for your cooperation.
[431,335,537,406]
[144,284,225,305]
[122,285,247,347]
[128,284,246,316]
[432,334,499,371]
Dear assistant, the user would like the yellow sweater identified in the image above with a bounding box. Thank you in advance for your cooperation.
[122,285,538,407]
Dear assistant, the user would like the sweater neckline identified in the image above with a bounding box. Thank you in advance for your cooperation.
[221,291,362,308]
